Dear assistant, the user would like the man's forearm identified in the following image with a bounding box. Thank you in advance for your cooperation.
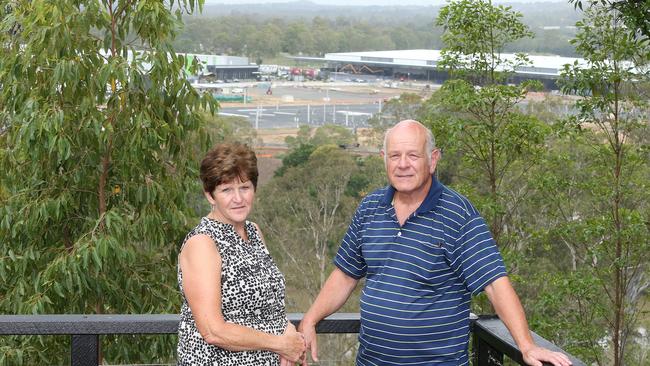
[484,276,535,352]
[302,267,359,326]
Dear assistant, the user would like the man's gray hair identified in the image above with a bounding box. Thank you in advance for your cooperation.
[382,120,436,163]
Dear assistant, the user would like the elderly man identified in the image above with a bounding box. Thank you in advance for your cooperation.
[298,120,571,366]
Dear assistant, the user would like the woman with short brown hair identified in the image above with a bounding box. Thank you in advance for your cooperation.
[176,142,305,365]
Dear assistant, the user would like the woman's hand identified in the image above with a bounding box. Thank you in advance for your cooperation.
[297,320,318,365]
[278,322,306,363]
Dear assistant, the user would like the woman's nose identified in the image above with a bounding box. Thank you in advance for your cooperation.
[233,189,243,202]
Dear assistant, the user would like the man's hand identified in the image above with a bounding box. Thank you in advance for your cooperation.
[296,268,358,365]
[279,355,291,366]
[522,344,572,366]
[278,322,305,363]
[280,354,296,366]
[297,320,318,365]
[485,277,573,366]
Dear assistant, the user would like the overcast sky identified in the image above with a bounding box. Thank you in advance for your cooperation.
[203,0,566,5]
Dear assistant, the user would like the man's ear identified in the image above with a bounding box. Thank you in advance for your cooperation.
[430,149,441,174]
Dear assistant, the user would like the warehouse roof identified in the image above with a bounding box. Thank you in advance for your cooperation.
[295,49,589,77]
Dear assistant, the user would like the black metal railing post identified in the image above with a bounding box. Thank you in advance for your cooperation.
[473,330,505,366]
[71,334,99,366]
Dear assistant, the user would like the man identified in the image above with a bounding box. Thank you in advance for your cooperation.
[298,120,572,366]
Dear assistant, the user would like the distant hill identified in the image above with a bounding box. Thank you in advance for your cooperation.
[194,0,581,27]
[177,0,582,57]
[196,1,443,22]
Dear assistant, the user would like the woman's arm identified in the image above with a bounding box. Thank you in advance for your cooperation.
[179,234,305,361]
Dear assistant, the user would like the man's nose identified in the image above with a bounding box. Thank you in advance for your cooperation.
[398,155,409,167]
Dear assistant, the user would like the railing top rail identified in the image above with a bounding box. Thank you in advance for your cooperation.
[474,316,587,366]
[0,313,361,335]
[0,313,585,366]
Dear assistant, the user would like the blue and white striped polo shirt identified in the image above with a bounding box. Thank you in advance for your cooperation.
[334,176,507,365]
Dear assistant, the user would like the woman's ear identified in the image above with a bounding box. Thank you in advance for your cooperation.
[204,190,216,205]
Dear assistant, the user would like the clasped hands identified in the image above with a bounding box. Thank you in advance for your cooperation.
[279,322,307,366]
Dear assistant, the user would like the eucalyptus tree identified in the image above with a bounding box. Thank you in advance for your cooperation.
[570,0,650,41]
[253,145,386,366]
[255,145,360,296]
[421,0,550,250]
[366,92,425,149]
[0,0,215,364]
[556,4,650,365]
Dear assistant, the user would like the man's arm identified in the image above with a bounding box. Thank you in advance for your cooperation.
[484,276,572,366]
[298,267,359,365]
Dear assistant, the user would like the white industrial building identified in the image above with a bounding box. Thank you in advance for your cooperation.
[186,53,259,81]
[294,49,590,89]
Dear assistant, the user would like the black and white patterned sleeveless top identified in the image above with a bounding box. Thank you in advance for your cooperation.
[177,217,287,365]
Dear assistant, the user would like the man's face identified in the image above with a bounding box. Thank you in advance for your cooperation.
[382,125,439,196]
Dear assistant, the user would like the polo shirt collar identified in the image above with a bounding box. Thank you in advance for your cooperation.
[381,175,444,214]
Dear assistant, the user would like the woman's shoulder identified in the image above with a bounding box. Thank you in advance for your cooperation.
[245,221,271,253]
[246,220,260,231]
[183,218,211,240]
[182,217,234,251]
[245,220,263,241]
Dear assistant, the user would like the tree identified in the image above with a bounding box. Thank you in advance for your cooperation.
[274,143,316,177]
[254,142,385,366]
[312,17,341,56]
[367,93,424,149]
[520,136,612,364]
[205,114,257,146]
[570,0,650,41]
[421,0,550,250]
[310,124,356,147]
[556,4,650,365]
[0,0,215,364]
[282,20,315,55]
[284,124,356,149]
[284,124,313,149]
[254,146,361,300]
[435,0,534,85]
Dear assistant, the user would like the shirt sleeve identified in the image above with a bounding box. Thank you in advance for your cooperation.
[333,202,367,279]
[447,214,507,295]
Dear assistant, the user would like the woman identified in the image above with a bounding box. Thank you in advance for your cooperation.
[177,143,305,365]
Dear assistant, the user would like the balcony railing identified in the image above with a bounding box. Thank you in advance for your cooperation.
[0,313,586,366]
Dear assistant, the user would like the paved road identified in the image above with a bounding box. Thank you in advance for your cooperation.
[219,103,383,129]
[264,84,394,104]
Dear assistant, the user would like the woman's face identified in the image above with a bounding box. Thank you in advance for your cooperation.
[205,177,255,227]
